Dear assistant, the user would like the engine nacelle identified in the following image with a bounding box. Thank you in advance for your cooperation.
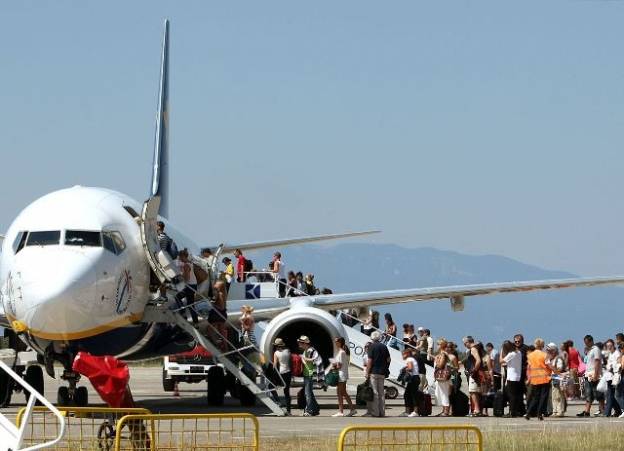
[260,306,347,364]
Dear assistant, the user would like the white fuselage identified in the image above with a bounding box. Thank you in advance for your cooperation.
[0,186,174,355]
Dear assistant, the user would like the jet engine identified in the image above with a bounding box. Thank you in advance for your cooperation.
[260,306,347,363]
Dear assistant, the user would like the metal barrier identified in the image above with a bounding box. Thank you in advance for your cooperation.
[15,406,151,451]
[337,425,483,451]
[113,413,259,451]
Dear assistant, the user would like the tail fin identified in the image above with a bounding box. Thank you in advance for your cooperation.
[150,19,170,218]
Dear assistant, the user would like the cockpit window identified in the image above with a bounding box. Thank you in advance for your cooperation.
[13,231,28,254]
[65,230,101,247]
[26,231,60,246]
[103,231,126,255]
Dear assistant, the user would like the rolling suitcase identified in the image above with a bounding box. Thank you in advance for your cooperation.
[493,390,506,417]
[297,388,306,410]
[450,390,470,417]
[416,391,432,416]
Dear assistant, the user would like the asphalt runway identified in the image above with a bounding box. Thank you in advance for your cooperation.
[1,366,621,442]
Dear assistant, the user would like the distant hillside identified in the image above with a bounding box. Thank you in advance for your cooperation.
[246,243,622,348]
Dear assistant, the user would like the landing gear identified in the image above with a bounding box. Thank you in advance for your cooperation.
[58,370,88,407]
[24,365,44,404]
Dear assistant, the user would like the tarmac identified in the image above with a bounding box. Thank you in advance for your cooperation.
[1,365,622,443]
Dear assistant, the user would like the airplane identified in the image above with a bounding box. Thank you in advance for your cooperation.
[2,19,624,410]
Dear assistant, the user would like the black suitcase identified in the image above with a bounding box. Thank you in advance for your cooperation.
[493,390,506,417]
[416,391,432,416]
[296,388,306,410]
[450,390,470,417]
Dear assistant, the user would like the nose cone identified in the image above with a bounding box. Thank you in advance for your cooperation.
[11,248,98,339]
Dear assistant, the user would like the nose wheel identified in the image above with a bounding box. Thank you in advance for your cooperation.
[58,370,89,407]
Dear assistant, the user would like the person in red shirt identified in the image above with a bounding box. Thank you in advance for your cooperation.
[234,249,246,282]
[564,340,581,399]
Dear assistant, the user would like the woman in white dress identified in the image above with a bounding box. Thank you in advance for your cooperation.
[332,337,357,417]
[434,338,458,417]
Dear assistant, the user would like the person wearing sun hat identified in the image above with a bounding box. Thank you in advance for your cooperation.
[298,335,320,416]
[273,338,292,414]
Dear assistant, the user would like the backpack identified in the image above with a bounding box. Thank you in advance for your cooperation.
[244,258,253,272]
[291,354,303,377]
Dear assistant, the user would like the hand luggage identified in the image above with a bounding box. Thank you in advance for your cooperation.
[450,390,470,417]
[416,391,432,416]
[296,388,306,410]
[493,390,506,417]
[356,380,374,405]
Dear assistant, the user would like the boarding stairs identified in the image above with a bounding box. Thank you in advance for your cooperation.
[0,360,65,451]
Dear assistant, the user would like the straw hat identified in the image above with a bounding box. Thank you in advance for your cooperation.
[274,338,286,347]
[297,335,310,344]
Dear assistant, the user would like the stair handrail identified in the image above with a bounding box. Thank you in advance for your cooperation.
[0,361,65,451]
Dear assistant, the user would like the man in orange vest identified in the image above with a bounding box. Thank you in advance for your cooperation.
[524,338,552,421]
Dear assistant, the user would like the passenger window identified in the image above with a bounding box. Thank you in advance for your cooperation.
[26,231,60,246]
[65,231,101,247]
[12,231,28,254]
[102,231,126,255]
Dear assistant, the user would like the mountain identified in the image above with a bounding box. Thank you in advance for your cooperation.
[246,243,622,349]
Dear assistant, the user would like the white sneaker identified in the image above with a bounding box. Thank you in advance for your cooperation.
[619,412,624,418]
[347,409,357,417]
[332,412,345,417]
[408,412,418,418]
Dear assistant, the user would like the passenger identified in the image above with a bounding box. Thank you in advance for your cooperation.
[399,348,420,417]
[240,305,256,347]
[222,257,234,292]
[384,313,399,350]
[501,340,523,417]
[272,252,287,297]
[603,339,621,417]
[174,249,199,324]
[463,336,484,417]
[304,274,317,296]
[361,311,375,336]
[234,249,247,282]
[513,334,530,415]
[364,331,390,417]
[156,221,178,259]
[577,334,604,417]
[272,338,292,414]
[546,342,567,417]
[402,323,413,347]
[565,340,582,400]
[210,280,228,352]
[614,342,624,418]
[525,338,552,421]
[424,329,434,364]
[331,337,357,417]
[197,248,215,298]
[298,335,320,416]
[434,338,457,417]
[486,342,502,391]
[296,272,305,294]
[286,271,297,297]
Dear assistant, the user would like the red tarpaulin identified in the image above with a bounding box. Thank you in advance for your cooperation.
[72,352,134,408]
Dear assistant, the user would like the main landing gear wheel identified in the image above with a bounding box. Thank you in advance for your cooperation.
[75,386,89,407]
[57,386,70,406]
[207,367,225,406]
[24,365,44,405]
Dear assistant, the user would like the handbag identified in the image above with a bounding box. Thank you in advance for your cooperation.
[434,367,452,381]
[356,379,374,404]
[325,370,340,387]
[613,371,622,386]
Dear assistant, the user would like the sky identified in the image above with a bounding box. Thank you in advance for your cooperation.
[1,1,623,276]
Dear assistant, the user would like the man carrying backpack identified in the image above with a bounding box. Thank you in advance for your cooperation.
[298,336,320,416]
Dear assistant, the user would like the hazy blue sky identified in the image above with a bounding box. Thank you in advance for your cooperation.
[1,1,623,276]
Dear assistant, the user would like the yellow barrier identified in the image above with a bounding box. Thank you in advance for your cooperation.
[16,406,152,451]
[114,413,259,451]
[337,425,483,451]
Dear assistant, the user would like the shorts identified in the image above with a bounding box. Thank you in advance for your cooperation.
[584,378,605,403]
[208,307,227,323]
[468,376,483,394]
[338,371,348,383]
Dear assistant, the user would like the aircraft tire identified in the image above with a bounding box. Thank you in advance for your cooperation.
[57,386,70,406]
[24,365,44,405]
[162,368,175,392]
[206,367,225,406]
[75,386,89,407]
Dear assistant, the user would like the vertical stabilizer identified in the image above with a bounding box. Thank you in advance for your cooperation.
[150,19,170,218]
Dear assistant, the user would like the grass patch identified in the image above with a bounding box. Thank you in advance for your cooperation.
[259,426,623,450]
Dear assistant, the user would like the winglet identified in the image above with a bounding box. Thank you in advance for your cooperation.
[150,19,170,218]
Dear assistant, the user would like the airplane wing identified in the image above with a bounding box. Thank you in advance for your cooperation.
[212,230,380,254]
[227,275,624,320]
